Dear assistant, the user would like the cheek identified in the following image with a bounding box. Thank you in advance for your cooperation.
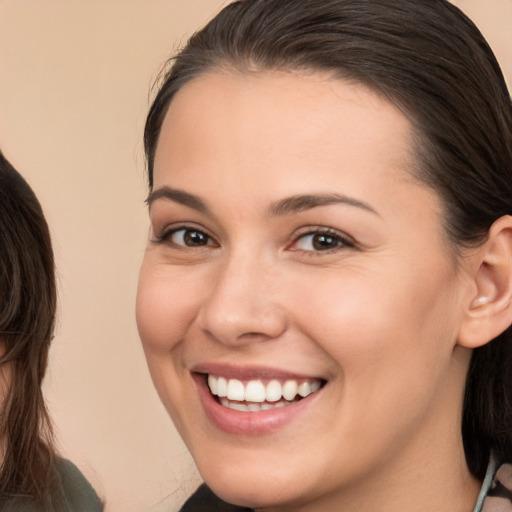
[136,263,201,430]
[288,264,464,459]
[135,263,200,353]
[293,259,462,381]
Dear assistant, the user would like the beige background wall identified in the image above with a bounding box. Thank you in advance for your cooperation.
[0,2,510,511]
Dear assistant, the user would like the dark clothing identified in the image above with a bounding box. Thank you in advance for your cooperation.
[179,485,250,512]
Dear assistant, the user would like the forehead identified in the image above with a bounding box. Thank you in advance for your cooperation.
[153,70,417,199]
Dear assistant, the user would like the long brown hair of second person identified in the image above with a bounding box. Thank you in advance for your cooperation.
[0,150,59,507]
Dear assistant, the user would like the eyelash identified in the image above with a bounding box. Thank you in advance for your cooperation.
[153,225,354,254]
[289,227,355,254]
[152,225,217,248]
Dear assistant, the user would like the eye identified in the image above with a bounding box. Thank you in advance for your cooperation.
[291,229,353,252]
[156,227,215,247]
[170,228,213,247]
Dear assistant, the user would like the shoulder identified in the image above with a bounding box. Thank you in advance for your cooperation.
[482,463,512,512]
[54,458,103,511]
[2,458,103,512]
[179,484,252,512]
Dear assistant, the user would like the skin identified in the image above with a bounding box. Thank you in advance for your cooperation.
[137,70,482,511]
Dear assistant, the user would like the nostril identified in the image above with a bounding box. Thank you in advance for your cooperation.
[238,332,274,342]
[198,314,287,347]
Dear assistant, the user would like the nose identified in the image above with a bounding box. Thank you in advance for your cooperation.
[196,253,288,346]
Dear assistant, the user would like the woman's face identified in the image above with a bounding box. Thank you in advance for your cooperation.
[137,71,475,509]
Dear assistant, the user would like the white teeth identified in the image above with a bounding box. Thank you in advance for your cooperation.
[282,380,298,401]
[311,380,321,393]
[265,380,282,402]
[207,375,323,407]
[226,379,245,401]
[231,402,249,412]
[298,381,314,398]
[245,380,266,402]
[207,375,217,395]
[220,397,298,412]
[217,377,227,397]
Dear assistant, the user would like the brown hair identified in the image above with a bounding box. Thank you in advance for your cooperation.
[144,0,512,479]
[0,151,59,506]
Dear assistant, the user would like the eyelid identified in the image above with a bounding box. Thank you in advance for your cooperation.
[151,223,218,247]
[150,222,355,253]
[288,226,356,252]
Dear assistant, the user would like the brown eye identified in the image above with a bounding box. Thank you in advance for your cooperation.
[310,233,340,250]
[171,228,212,247]
[292,230,352,252]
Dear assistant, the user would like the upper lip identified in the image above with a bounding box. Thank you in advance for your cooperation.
[192,363,325,382]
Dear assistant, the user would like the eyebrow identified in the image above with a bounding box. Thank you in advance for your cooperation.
[267,193,379,217]
[146,186,210,213]
[147,187,378,217]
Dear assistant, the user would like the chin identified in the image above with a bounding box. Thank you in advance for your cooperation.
[205,473,296,510]
[193,445,323,510]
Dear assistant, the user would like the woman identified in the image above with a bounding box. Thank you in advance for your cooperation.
[136,0,512,510]
[0,151,103,511]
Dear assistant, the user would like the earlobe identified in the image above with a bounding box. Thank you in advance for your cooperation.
[458,215,512,349]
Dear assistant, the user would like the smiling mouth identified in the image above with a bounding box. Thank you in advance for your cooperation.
[206,374,324,412]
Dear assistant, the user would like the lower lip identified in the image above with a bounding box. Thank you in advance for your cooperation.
[193,374,323,435]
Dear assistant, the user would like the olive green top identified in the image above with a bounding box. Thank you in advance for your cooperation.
[3,458,103,512]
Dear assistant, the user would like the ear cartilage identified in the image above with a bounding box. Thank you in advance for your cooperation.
[474,296,489,306]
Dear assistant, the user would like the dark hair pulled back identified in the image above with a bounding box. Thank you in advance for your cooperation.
[144,0,512,479]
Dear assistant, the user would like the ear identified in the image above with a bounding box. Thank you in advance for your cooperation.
[457,215,512,348]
